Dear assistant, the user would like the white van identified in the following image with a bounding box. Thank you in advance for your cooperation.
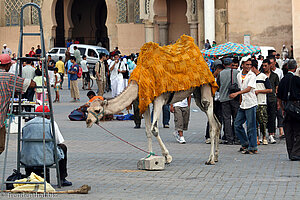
[69,44,109,68]
[257,46,276,58]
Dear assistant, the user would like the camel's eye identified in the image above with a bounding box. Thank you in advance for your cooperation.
[95,109,100,114]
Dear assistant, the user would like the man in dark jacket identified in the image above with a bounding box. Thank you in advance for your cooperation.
[278,59,300,161]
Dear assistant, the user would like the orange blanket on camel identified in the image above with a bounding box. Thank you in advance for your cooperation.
[129,35,219,114]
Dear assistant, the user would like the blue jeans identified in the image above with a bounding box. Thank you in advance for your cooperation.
[234,106,257,151]
[151,104,170,125]
[67,73,71,89]
[162,104,170,126]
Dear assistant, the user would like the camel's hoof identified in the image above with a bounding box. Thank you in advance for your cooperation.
[165,155,172,164]
[205,161,215,165]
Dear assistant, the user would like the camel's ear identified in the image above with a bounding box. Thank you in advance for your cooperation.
[101,100,108,106]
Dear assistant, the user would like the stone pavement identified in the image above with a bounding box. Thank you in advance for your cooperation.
[1,80,300,200]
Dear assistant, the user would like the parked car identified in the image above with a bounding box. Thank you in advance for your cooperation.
[69,44,109,68]
[46,47,67,62]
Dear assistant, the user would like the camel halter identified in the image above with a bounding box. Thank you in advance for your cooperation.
[90,108,105,124]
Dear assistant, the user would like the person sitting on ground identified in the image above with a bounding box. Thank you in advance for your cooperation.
[21,105,72,186]
[79,91,104,112]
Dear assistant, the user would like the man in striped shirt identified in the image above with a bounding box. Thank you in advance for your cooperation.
[0,54,36,154]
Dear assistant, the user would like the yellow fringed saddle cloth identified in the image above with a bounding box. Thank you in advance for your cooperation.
[129,35,218,114]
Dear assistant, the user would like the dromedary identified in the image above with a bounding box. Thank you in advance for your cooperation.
[86,81,221,165]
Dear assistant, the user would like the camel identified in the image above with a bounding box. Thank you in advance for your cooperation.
[86,81,221,165]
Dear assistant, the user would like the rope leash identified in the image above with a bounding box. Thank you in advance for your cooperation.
[96,123,156,156]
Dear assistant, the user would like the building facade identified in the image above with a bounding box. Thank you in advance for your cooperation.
[0,0,298,61]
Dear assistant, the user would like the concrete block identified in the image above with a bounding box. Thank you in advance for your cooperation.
[137,156,165,171]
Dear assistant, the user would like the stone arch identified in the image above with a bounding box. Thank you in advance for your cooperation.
[70,0,108,48]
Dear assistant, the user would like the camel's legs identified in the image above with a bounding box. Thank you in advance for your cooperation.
[152,97,172,163]
[201,85,221,165]
[144,107,153,153]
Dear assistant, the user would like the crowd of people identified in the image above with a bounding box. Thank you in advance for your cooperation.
[203,51,300,159]
[1,41,300,189]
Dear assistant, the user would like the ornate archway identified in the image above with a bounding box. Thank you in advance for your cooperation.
[140,0,198,44]
[70,0,108,48]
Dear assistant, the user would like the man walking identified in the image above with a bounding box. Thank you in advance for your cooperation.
[277,59,300,161]
[230,58,258,154]
[217,58,239,144]
[55,56,65,89]
[95,53,106,96]
[68,56,80,102]
[73,46,82,65]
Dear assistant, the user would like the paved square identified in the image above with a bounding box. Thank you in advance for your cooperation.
[1,81,300,200]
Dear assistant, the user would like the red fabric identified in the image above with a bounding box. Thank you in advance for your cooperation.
[36,105,50,113]
[29,51,36,57]
[0,54,12,64]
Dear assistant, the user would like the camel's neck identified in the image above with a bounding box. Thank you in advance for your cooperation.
[105,82,138,114]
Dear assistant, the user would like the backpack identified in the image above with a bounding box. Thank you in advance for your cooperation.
[68,109,87,121]
[6,169,27,190]
[77,65,83,78]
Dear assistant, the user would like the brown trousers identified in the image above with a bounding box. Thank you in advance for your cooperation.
[0,126,6,154]
[70,80,80,99]
[96,80,105,96]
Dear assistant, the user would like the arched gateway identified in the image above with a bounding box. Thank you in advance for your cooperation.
[54,0,109,49]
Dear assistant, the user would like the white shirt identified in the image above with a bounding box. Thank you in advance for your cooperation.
[80,60,89,72]
[8,63,17,74]
[173,98,188,107]
[273,68,284,80]
[237,70,257,109]
[276,58,283,69]
[107,59,113,66]
[22,65,36,79]
[255,73,269,105]
[258,60,263,69]
[55,73,61,85]
[53,121,65,144]
[109,60,125,80]
[2,48,12,55]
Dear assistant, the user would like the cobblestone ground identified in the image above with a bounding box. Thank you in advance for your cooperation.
[1,79,300,199]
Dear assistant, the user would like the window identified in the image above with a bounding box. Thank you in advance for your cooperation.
[88,49,98,58]
[78,48,86,56]
[49,49,58,54]
[96,49,109,56]
[59,49,66,54]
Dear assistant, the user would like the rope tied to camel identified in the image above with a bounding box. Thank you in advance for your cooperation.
[96,123,157,156]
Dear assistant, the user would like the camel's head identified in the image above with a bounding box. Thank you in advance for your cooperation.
[86,99,108,128]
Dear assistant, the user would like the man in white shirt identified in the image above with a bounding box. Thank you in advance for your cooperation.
[2,44,12,55]
[80,55,90,90]
[109,54,125,97]
[22,106,72,186]
[22,60,36,111]
[230,58,258,154]
[276,54,283,69]
[251,60,272,145]
[269,56,284,80]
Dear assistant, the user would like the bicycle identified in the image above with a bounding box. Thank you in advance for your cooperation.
[83,69,94,89]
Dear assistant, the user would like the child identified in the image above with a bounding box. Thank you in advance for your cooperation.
[33,68,46,102]
[170,96,191,144]
[54,68,61,103]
